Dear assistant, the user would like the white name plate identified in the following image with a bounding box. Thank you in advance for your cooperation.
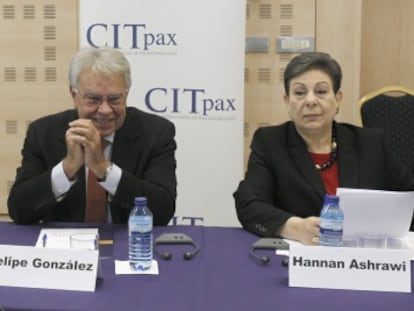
[0,244,99,292]
[289,245,411,293]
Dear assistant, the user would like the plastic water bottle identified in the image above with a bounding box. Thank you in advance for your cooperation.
[319,194,344,246]
[129,197,153,270]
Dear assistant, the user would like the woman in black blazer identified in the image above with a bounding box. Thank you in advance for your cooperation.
[234,52,414,244]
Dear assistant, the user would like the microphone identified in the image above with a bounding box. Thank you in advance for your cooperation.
[154,233,199,260]
[249,246,271,264]
[250,238,289,265]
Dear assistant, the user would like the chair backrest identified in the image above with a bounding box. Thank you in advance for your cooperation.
[360,85,414,173]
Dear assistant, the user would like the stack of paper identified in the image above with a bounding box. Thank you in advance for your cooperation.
[336,188,414,239]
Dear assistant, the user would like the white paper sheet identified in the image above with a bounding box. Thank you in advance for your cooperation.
[336,188,414,238]
[115,260,159,275]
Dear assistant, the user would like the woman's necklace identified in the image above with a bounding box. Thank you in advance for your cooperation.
[314,131,337,171]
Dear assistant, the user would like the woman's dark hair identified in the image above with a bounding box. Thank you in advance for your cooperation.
[283,52,342,95]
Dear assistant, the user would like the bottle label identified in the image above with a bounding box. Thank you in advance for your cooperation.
[320,228,343,236]
[129,216,152,233]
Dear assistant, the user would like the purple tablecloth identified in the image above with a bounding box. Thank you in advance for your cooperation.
[0,221,413,311]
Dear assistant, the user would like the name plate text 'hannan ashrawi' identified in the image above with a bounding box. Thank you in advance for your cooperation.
[289,244,411,293]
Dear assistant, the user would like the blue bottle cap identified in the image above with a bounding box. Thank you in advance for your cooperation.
[323,194,339,205]
[134,197,148,205]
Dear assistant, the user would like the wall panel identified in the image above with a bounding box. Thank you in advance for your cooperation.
[361,0,414,97]
[316,0,362,125]
[0,0,78,215]
[245,0,316,167]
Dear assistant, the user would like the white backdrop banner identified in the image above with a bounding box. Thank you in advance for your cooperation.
[79,0,245,227]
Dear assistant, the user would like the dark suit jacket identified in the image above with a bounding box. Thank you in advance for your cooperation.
[234,121,414,237]
[8,107,177,225]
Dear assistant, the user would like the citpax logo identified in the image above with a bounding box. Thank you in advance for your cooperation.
[85,23,178,51]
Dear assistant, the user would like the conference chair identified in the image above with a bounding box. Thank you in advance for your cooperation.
[360,85,414,173]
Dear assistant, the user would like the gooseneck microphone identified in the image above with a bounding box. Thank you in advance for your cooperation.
[154,233,199,260]
[249,238,289,265]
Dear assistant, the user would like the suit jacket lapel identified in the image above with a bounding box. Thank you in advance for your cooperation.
[111,113,141,171]
[287,123,326,200]
[336,124,359,187]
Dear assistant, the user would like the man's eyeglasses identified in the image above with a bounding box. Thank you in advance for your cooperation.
[74,89,127,108]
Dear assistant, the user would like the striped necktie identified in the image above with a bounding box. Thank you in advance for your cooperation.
[84,140,108,223]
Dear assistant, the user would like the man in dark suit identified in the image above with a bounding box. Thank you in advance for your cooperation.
[8,47,176,225]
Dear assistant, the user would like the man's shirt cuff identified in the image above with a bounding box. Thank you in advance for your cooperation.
[51,161,77,200]
[98,163,121,196]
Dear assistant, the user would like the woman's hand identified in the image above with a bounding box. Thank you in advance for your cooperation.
[277,216,320,245]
